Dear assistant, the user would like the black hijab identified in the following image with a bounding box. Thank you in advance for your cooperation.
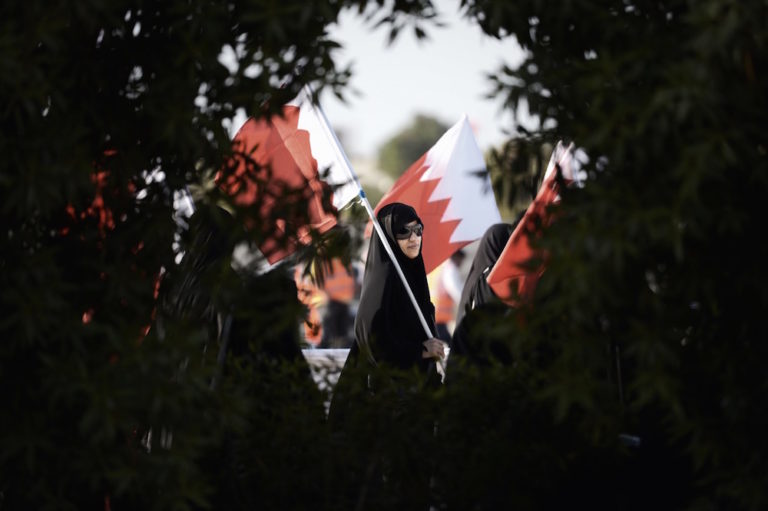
[448,221,521,366]
[455,222,517,327]
[354,202,436,372]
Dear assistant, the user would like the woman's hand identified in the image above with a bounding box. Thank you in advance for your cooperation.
[422,338,447,360]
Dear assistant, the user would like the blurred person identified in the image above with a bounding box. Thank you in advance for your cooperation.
[428,249,466,343]
[319,258,356,349]
[294,257,357,349]
[294,263,327,347]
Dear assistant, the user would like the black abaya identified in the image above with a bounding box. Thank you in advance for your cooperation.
[353,202,436,373]
[327,203,438,510]
[450,221,520,363]
[329,202,438,424]
[455,222,516,327]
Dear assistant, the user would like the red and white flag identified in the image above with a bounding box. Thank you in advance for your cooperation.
[375,115,502,274]
[219,88,360,264]
[486,141,576,305]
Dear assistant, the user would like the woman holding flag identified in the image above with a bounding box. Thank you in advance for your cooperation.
[354,202,446,373]
[330,202,445,415]
[328,202,445,510]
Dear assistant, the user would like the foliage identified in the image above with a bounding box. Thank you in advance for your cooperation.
[460,0,768,508]
[485,137,552,221]
[2,0,766,509]
[0,0,438,508]
[376,113,450,181]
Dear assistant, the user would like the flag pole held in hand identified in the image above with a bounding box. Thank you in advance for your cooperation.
[306,85,436,343]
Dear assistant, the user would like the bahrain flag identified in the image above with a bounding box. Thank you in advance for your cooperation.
[486,141,576,305]
[375,115,501,274]
[219,88,360,264]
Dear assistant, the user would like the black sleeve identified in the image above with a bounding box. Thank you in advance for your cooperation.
[369,309,425,371]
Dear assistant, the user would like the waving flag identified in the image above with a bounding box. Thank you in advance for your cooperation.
[375,115,501,274]
[219,87,360,264]
[486,141,575,305]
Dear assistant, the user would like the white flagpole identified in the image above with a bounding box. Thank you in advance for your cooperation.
[304,85,435,342]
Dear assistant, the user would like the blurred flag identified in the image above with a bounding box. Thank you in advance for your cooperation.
[486,141,575,305]
[219,87,360,264]
[375,115,501,274]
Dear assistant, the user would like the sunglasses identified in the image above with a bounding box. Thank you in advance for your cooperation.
[395,223,423,240]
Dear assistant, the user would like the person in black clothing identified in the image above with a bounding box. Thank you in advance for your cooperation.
[355,202,445,372]
[456,223,515,323]
[438,218,549,511]
[449,222,518,365]
[328,202,445,510]
[331,202,445,403]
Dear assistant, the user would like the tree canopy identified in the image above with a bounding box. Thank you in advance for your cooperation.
[465,0,768,508]
[0,1,439,508]
[1,0,767,509]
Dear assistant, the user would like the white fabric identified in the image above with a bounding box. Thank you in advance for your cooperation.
[290,88,362,210]
[420,115,502,243]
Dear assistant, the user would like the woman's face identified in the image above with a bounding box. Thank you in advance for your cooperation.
[395,220,423,259]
